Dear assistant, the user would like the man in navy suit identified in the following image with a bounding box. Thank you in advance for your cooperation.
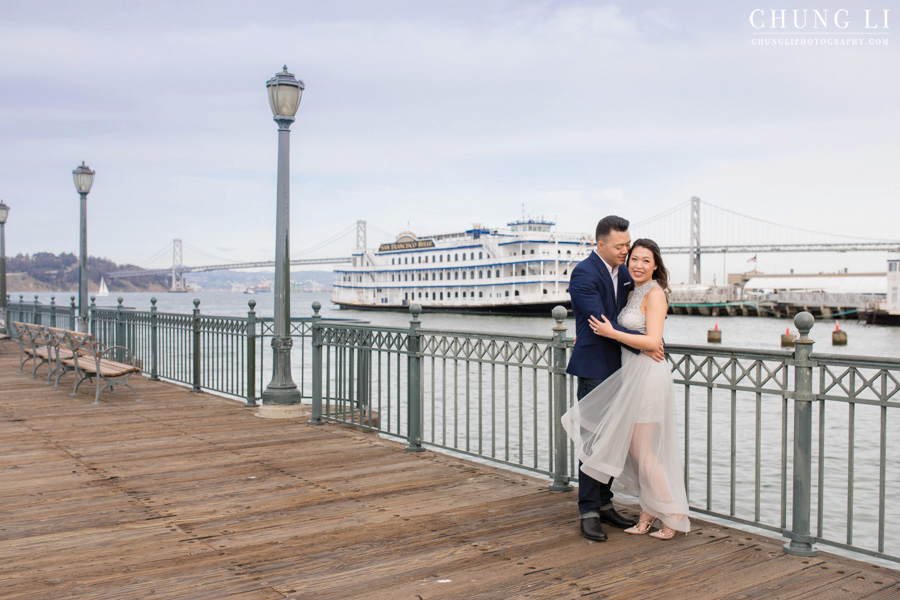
[566,215,665,541]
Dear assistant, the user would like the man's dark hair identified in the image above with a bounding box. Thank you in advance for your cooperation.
[595,215,629,241]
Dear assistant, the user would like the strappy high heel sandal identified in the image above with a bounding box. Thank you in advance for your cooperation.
[649,524,676,540]
[624,512,656,535]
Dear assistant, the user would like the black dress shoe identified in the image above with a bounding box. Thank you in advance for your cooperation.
[580,517,608,542]
[597,507,637,529]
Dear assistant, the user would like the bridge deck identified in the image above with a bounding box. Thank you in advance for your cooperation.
[1,350,898,599]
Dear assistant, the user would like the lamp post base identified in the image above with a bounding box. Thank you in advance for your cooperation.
[783,541,818,557]
[256,403,308,419]
[261,336,301,406]
[260,385,302,406]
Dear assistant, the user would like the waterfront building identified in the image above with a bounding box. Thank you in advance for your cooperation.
[332,219,593,313]
[887,254,900,316]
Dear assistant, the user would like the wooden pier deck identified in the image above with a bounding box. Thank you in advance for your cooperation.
[1,351,898,600]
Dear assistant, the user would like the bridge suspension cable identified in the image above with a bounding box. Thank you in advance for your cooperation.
[290,223,356,258]
[702,200,899,244]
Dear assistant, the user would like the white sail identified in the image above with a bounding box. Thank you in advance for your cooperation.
[98,277,109,297]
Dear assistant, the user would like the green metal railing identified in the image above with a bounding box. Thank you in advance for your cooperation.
[6,296,898,563]
[6,295,77,329]
[309,305,899,564]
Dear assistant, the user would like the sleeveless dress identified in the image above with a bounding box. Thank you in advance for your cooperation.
[561,280,690,532]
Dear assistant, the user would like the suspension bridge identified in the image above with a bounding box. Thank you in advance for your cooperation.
[109,198,900,291]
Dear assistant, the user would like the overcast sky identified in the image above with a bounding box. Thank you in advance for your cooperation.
[1,0,897,284]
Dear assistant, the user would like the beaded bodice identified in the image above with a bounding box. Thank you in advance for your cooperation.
[617,280,659,333]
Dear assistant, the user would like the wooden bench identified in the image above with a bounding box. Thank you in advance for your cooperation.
[10,321,141,404]
[59,329,141,404]
[11,322,57,382]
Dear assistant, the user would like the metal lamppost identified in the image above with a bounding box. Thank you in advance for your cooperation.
[73,162,95,333]
[0,201,9,334]
[261,66,304,407]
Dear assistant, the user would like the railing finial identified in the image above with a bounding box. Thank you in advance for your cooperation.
[794,311,814,340]
[311,300,321,315]
[410,303,422,322]
[552,305,567,326]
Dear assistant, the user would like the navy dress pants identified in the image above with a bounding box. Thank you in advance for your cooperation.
[577,376,614,514]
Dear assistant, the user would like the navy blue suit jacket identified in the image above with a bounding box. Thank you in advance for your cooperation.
[566,252,638,380]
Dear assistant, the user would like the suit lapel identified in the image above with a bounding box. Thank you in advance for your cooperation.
[618,270,633,311]
[588,253,617,314]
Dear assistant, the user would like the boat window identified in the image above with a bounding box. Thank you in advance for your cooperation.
[455,272,459,280]
[462,272,466,279]
[455,292,459,298]
[515,290,520,296]
[471,271,475,279]
[479,252,483,259]
[440,292,444,300]
[462,292,466,298]
[392,258,395,265]
[543,289,548,294]
[440,255,443,262]
[470,252,474,259]
[455,253,458,261]
[432,273,436,280]
[479,292,483,298]
[496,270,500,277]
[505,291,509,297]
[521,269,525,276]
[479,271,483,279]
[440,273,444,280]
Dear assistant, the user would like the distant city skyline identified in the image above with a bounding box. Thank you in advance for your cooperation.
[1,0,897,285]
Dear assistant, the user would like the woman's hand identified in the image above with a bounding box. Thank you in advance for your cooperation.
[588,314,615,339]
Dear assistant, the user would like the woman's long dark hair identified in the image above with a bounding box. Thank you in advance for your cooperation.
[628,238,670,295]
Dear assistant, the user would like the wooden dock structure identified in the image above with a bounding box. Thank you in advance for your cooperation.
[1,351,898,599]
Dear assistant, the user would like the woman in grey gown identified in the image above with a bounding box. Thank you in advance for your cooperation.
[561,239,689,539]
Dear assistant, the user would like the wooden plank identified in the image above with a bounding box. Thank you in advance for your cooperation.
[1,351,898,600]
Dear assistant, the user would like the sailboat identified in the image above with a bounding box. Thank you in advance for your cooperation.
[97,277,109,297]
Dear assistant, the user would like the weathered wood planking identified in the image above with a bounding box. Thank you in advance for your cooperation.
[1,353,898,599]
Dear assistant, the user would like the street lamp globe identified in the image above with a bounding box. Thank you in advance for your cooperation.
[0,200,9,224]
[73,161,95,194]
[266,66,304,119]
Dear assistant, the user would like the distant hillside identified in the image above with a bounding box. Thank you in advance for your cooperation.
[5,252,169,293]
[183,269,333,291]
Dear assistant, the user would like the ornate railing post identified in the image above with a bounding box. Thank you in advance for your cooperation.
[69,296,76,330]
[246,299,258,407]
[550,306,574,491]
[50,296,56,328]
[784,311,818,557]
[89,296,97,335]
[149,298,159,381]
[191,298,201,393]
[115,296,125,361]
[308,302,324,425]
[33,295,39,325]
[406,304,424,452]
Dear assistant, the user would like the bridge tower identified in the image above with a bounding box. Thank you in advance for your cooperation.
[171,239,186,292]
[356,220,367,251]
[689,196,701,284]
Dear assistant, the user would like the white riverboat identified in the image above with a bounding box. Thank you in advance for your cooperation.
[332,219,593,313]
